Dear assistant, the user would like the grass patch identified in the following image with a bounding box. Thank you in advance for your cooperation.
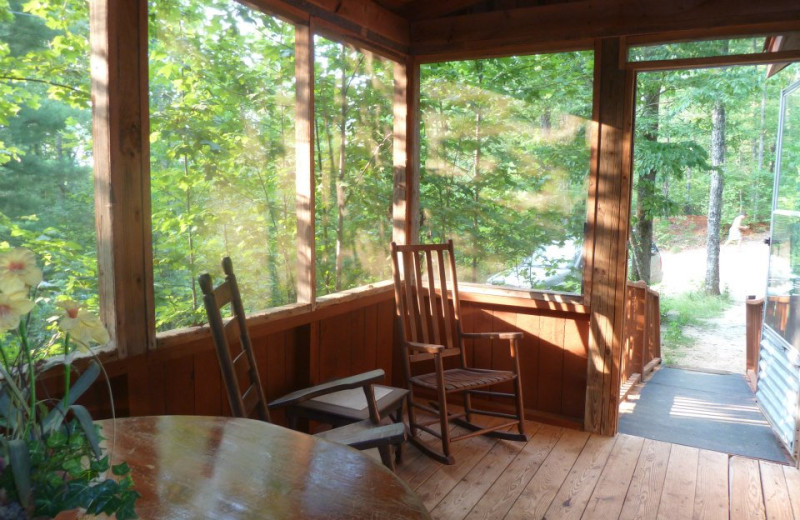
[660,290,733,365]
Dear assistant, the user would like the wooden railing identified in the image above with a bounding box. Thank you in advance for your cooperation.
[621,281,661,398]
[746,297,765,390]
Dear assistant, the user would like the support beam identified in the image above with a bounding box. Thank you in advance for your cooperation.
[584,38,634,436]
[247,0,410,60]
[392,59,420,245]
[411,0,800,61]
[295,23,316,306]
[90,0,154,358]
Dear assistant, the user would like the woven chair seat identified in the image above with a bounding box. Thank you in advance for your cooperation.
[410,368,515,392]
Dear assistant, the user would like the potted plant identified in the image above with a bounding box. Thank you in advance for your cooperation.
[0,247,139,519]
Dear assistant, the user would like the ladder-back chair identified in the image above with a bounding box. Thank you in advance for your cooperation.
[199,257,405,469]
[390,241,527,464]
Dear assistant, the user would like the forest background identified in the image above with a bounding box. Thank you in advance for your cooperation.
[1,0,798,339]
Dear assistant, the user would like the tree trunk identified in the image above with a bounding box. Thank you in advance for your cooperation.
[633,84,660,283]
[335,45,348,292]
[471,64,483,283]
[705,100,725,295]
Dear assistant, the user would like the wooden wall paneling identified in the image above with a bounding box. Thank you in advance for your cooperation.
[562,317,589,420]
[537,314,566,415]
[90,0,154,358]
[193,349,222,416]
[125,355,150,417]
[163,356,196,415]
[515,312,541,417]
[318,309,362,381]
[295,22,316,306]
[376,299,396,385]
[585,37,635,436]
[392,59,420,244]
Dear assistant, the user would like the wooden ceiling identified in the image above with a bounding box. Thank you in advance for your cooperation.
[251,0,800,62]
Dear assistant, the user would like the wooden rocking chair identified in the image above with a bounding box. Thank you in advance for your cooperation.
[390,241,527,464]
[199,257,406,470]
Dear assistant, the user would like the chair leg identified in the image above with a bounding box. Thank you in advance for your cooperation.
[462,391,473,423]
[406,391,419,437]
[513,375,526,437]
[378,445,395,471]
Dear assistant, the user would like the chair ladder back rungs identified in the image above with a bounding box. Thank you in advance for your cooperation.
[214,283,233,308]
[436,248,456,350]
[424,249,442,345]
[411,249,431,344]
[200,259,271,423]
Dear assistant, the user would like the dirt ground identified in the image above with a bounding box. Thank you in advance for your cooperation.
[655,233,770,373]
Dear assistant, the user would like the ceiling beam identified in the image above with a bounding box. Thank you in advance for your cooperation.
[247,0,410,59]
[410,0,800,60]
[403,0,488,21]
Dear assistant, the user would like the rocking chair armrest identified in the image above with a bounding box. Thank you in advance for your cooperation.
[268,369,385,409]
[461,331,523,341]
[405,341,445,354]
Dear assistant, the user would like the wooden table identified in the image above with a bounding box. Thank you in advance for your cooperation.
[95,416,430,519]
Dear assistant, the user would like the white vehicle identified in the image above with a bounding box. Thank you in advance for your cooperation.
[487,239,662,291]
[486,240,583,292]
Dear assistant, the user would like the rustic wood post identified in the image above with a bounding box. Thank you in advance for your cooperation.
[90,0,154,358]
[585,37,635,435]
[392,58,420,245]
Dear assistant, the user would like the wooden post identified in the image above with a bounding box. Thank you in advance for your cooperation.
[90,0,154,358]
[585,37,634,435]
[295,22,316,306]
[392,58,420,245]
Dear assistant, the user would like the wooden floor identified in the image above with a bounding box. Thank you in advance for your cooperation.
[394,419,800,520]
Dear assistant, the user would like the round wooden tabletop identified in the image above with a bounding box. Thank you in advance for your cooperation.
[95,415,430,519]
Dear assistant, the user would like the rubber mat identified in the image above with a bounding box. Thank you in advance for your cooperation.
[618,367,792,464]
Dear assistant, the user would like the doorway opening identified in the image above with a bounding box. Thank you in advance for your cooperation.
[618,46,800,464]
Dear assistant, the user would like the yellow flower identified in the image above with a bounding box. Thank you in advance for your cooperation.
[0,277,35,332]
[0,248,43,289]
[57,300,110,347]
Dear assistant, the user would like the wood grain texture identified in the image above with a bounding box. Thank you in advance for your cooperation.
[464,423,562,520]
[505,429,590,520]
[692,450,729,520]
[295,22,315,306]
[410,0,800,60]
[657,444,699,520]
[783,464,800,519]
[97,416,430,519]
[619,438,671,520]
[760,460,793,520]
[392,59,420,244]
[730,456,766,520]
[89,0,154,358]
[583,434,645,520]
[543,433,616,520]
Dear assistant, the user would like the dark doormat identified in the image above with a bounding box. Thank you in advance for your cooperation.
[618,367,792,464]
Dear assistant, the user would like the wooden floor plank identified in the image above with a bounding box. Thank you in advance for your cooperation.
[431,435,529,520]
[657,444,699,520]
[464,424,563,520]
[692,449,729,520]
[543,434,617,520]
[417,429,499,511]
[619,439,672,520]
[782,465,800,520]
[582,434,645,520]
[759,461,793,520]
[730,456,766,520]
[505,429,591,520]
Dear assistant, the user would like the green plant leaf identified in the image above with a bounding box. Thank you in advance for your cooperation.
[112,461,130,476]
[67,405,101,458]
[42,361,100,433]
[7,438,32,508]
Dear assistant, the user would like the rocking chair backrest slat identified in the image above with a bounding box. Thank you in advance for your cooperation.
[199,257,271,423]
[391,242,463,366]
[412,248,430,344]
